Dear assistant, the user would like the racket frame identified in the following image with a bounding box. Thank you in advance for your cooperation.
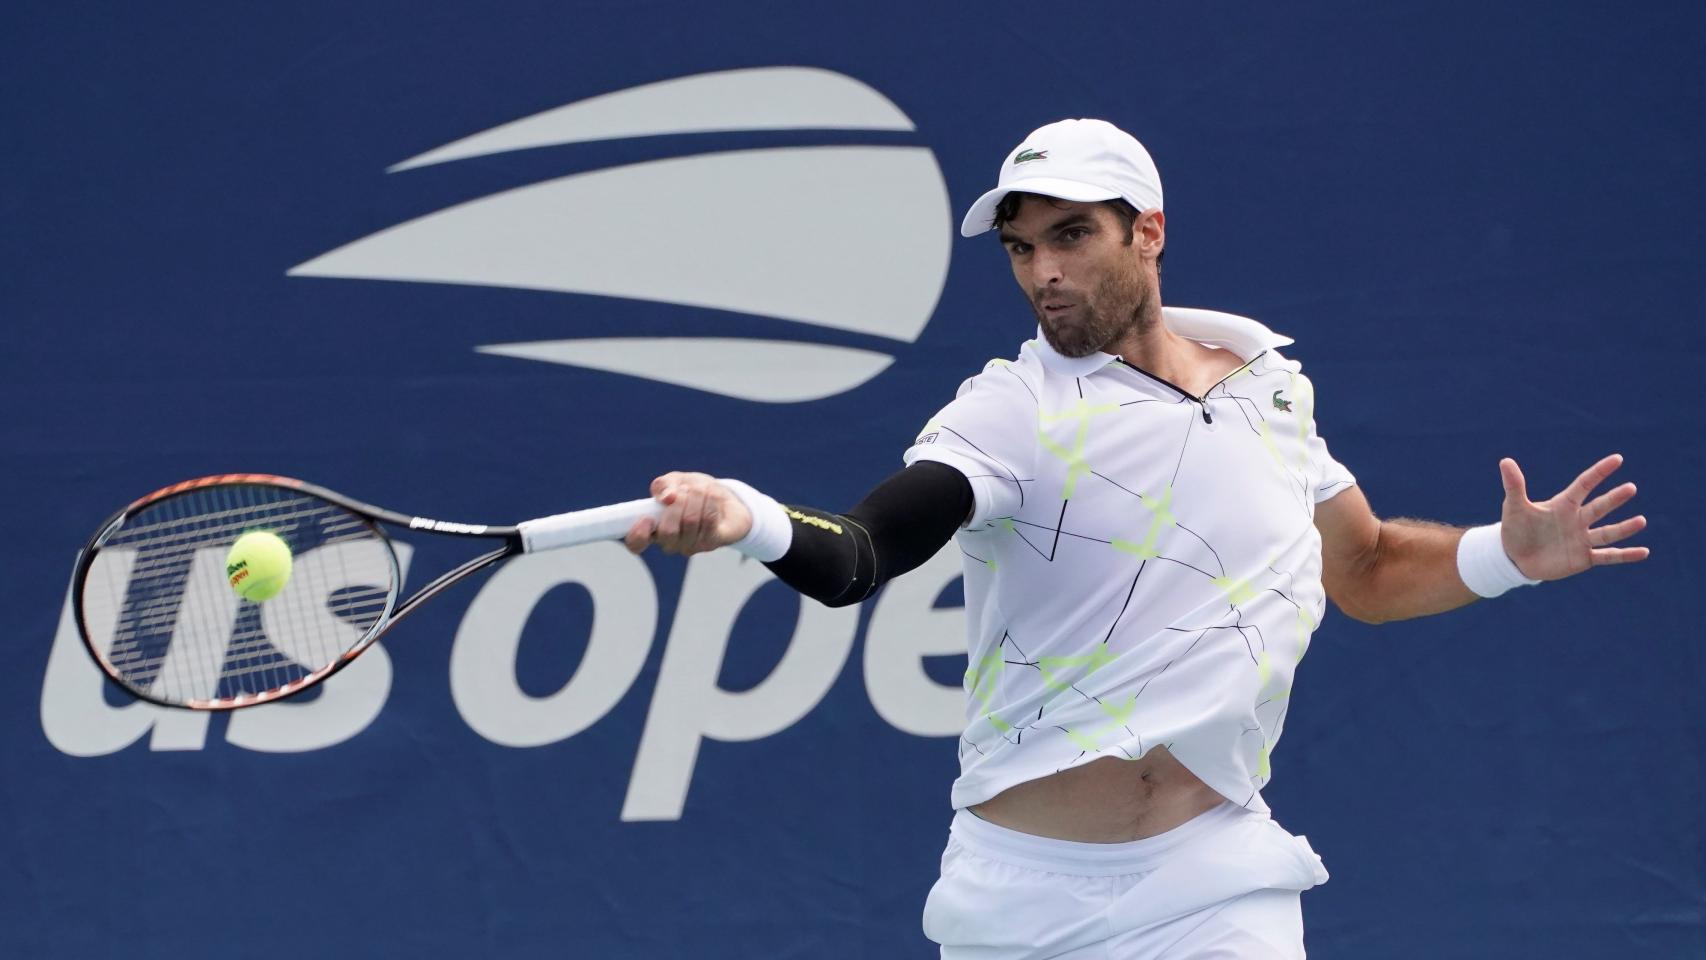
[71,473,523,711]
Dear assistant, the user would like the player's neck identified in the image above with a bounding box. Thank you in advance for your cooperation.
[1106,304,1226,397]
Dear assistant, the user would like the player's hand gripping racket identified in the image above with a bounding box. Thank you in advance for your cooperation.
[71,474,661,710]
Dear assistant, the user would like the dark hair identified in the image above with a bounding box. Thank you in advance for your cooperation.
[991,192,1163,268]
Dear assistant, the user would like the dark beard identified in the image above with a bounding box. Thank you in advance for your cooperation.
[1031,266,1152,359]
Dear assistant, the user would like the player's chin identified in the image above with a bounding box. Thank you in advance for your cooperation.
[1039,321,1103,359]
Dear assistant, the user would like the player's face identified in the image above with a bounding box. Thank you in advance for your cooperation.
[998,198,1154,358]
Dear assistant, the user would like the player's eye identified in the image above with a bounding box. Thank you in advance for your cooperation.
[1060,226,1090,243]
[1006,241,1032,256]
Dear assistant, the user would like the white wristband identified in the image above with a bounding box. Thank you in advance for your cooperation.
[718,479,793,562]
[1456,523,1541,598]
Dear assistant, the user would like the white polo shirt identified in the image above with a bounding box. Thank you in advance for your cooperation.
[903,307,1356,812]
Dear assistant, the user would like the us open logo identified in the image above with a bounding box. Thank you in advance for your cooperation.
[287,66,953,403]
[42,68,967,823]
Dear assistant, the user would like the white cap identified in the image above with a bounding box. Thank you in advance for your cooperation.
[959,118,1163,237]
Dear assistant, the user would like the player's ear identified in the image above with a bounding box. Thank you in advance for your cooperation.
[1137,209,1165,264]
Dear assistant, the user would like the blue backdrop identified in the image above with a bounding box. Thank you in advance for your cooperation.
[3,2,1701,957]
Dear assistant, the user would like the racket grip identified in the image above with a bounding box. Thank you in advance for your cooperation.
[518,498,663,553]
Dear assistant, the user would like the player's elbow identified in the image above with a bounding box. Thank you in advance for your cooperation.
[1321,516,1390,625]
[1325,578,1388,625]
[1331,593,1388,625]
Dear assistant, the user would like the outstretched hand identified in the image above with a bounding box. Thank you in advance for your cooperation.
[1499,454,1649,581]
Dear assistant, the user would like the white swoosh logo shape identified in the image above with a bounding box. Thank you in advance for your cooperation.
[290,145,949,341]
[389,66,915,172]
[477,338,894,404]
[288,69,951,403]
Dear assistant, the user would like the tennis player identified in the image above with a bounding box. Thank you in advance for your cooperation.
[624,118,1649,959]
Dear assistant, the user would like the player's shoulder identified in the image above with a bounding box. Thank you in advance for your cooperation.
[908,343,1043,468]
[948,341,1046,406]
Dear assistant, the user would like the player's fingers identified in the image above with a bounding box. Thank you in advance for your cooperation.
[1499,458,1528,504]
[1589,515,1646,546]
[1582,482,1637,525]
[674,486,708,553]
[1562,453,1623,505]
[624,517,657,555]
[694,494,726,553]
[682,484,707,527]
[655,490,682,541]
[1590,545,1650,565]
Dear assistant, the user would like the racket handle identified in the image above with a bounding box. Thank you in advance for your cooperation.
[518,498,663,553]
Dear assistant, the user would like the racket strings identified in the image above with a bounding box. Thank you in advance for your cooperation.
[108,591,390,669]
[107,501,364,554]
[81,484,397,707]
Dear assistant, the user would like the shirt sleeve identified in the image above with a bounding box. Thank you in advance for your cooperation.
[902,359,1038,528]
[1300,377,1356,502]
[1310,434,1357,502]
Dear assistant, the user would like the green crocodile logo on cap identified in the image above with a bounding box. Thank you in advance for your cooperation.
[1272,390,1293,413]
[1013,148,1048,164]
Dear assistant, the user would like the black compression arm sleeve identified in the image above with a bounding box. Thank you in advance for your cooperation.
[762,461,973,607]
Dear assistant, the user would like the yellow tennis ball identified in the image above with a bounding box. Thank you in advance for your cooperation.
[226,530,293,602]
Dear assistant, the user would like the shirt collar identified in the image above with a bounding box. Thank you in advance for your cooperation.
[1027,307,1295,377]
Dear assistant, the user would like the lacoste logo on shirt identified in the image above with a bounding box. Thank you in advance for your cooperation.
[1272,390,1293,412]
[1013,148,1048,164]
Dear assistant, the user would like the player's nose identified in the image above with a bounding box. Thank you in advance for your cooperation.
[1027,249,1064,287]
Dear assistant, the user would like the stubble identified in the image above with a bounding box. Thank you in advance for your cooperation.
[1032,263,1155,359]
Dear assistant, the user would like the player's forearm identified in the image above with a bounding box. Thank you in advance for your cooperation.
[1338,518,1480,624]
[762,462,972,607]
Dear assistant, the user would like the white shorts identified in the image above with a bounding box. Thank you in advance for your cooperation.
[922,803,1329,959]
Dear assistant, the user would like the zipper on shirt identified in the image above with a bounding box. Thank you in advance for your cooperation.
[1115,351,1268,424]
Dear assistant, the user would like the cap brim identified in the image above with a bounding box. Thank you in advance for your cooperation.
[958,178,1122,237]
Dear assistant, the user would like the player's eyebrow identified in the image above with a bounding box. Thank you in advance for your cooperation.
[1046,213,1095,233]
[999,212,1096,245]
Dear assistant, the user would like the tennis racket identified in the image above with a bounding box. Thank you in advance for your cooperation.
[72,473,661,710]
